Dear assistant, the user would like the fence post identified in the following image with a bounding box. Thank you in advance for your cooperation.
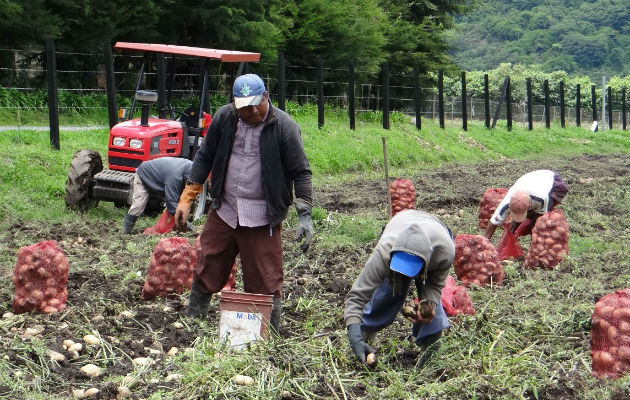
[46,38,60,150]
[103,41,118,129]
[382,62,390,130]
[438,69,444,129]
[414,64,421,130]
[576,84,581,127]
[559,80,565,128]
[461,71,467,131]
[484,73,490,129]
[607,86,612,130]
[622,88,627,130]
[591,85,597,123]
[348,59,355,130]
[526,78,533,130]
[506,76,512,131]
[544,79,550,128]
[317,56,324,128]
[491,77,509,129]
[602,76,606,132]
[277,51,286,111]
[156,53,166,118]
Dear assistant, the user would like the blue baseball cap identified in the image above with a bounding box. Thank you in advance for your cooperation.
[233,74,266,109]
[390,251,425,278]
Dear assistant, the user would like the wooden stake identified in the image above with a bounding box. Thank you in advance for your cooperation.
[382,137,392,217]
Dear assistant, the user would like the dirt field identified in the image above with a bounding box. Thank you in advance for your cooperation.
[0,153,629,399]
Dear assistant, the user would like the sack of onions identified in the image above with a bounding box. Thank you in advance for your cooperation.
[142,237,196,300]
[454,234,504,287]
[590,288,630,379]
[12,240,69,314]
[441,275,475,316]
[389,179,416,216]
[477,188,508,230]
[524,210,569,270]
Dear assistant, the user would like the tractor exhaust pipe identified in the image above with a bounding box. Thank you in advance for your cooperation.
[134,91,158,127]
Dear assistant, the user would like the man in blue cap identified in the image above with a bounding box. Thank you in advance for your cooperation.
[174,74,313,333]
[344,209,454,367]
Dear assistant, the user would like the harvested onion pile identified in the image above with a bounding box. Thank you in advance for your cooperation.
[142,237,196,300]
[591,288,630,379]
[389,179,416,216]
[12,240,69,313]
[454,234,504,287]
[477,188,508,230]
[524,210,569,269]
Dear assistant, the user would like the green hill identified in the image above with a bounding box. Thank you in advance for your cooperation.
[446,0,629,77]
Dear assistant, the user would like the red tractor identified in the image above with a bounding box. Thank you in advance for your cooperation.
[64,43,260,219]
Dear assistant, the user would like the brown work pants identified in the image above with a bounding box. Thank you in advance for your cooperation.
[194,210,283,297]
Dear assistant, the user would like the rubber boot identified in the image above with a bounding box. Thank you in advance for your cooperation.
[416,331,443,369]
[122,213,139,234]
[269,297,282,334]
[186,282,212,319]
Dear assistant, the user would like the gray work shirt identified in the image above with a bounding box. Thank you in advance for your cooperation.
[217,110,270,228]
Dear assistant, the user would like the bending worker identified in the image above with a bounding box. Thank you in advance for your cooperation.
[122,157,193,234]
[174,74,313,332]
[344,209,454,368]
[484,169,569,240]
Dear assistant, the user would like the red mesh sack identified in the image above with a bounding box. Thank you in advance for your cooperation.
[477,188,508,230]
[193,236,237,291]
[496,224,525,261]
[389,179,416,216]
[12,240,69,314]
[454,234,504,287]
[441,275,475,316]
[590,288,630,379]
[524,210,569,269]
[142,237,196,300]
[143,209,176,234]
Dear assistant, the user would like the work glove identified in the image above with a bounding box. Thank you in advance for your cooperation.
[295,199,313,252]
[347,323,376,364]
[175,182,203,231]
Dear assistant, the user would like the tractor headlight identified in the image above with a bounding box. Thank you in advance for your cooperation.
[129,139,143,149]
[112,137,125,147]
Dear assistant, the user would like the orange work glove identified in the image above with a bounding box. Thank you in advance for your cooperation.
[175,182,203,231]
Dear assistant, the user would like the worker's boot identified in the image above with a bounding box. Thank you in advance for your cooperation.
[416,331,443,369]
[186,282,212,319]
[269,297,282,335]
[122,213,139,234]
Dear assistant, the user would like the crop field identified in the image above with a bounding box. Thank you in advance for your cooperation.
[0,121,629,399]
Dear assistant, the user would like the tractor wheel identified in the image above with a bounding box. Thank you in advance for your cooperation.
[65,150,103,211]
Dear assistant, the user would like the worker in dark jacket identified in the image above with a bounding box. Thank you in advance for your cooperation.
[122,157,193,234]
[344,210,454,368]
[175,74,313,332]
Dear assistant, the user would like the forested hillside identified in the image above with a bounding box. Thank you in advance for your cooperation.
[446,0,629,77]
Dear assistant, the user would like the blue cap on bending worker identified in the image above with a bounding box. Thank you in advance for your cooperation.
[233,74,266,109]
[390,251,425,278]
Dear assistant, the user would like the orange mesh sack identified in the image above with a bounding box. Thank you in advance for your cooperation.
[524,210,569,270]
[590,288,630,379]
[142,237,196,300]
[496,225,525,261]
[12,240,69,314]
[389,179,416,216]
[454,234,504,287]
[441,275,475,316]
[477,188,508,230]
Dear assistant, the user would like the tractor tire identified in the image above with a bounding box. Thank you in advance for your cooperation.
[65,150,103,211]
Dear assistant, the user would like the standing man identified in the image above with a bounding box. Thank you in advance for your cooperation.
[122,157,193,234]
[175,74,313,332]
[484,169,569,240]
[344,209,454,368]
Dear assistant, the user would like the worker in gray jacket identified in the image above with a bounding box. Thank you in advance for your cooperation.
[344,209,454,367]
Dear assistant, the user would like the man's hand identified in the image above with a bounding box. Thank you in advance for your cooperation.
[175,182,203,231]
[417,300,436,324]
[347,324,376,364]
[295,199,313,252]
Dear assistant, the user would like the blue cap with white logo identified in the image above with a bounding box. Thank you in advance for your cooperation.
[233,74,266,109]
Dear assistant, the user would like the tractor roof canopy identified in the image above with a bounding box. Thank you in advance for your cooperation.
[113,42,260,63]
